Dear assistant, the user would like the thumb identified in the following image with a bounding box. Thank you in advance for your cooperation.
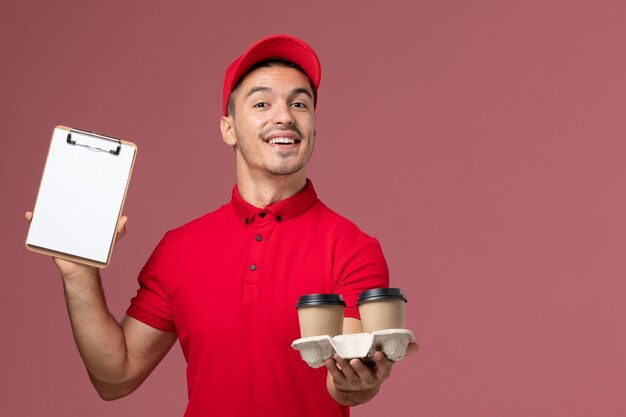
[116,216,128,240]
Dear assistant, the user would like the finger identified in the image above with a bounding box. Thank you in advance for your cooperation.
[373,351,393,380]
[116,216,128,238]
[117,216,127,232]
[405,341,419,357]
[350,358,377,386]
[25,211,33,222]
[325,358,347,385]
[335,354,360,386]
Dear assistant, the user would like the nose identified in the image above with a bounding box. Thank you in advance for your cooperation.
[272,101,295,125]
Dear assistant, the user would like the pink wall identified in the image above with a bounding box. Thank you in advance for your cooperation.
[2,1,626,416]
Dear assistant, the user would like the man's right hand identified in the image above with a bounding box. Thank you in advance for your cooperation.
[24,210,176,401]
[24,211,128,277]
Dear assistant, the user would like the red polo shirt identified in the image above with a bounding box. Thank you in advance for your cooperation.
[127,180,389,417]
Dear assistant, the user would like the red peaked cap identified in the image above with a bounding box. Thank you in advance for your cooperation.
[223,34,321,116]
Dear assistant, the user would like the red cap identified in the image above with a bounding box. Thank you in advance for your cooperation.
[223,34,321,116]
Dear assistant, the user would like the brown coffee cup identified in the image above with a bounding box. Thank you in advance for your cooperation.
[296,294,345,338]
[357,288,407,333]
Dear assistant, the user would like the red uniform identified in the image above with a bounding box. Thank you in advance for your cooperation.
[127,180,389,416]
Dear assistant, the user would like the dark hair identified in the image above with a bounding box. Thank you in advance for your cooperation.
[226,59,316,117]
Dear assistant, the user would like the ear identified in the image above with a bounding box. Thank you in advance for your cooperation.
[220,115,237,146]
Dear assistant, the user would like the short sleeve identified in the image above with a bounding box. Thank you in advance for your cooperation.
[126,233,176,332]
[333,236,390,320]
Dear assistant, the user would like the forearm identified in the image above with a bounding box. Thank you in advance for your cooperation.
[62,268,130,389]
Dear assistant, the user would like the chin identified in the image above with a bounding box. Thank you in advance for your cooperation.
[266,163,306,176]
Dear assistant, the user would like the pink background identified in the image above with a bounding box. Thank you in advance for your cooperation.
[2,1,625,416]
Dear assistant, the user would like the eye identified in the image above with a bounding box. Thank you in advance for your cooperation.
[254,102,269,108]
[291,102,307,109]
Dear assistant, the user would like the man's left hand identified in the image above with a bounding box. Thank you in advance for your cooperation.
[325,351,391,405]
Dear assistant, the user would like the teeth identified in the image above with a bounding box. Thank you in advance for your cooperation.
[268,137,296,144]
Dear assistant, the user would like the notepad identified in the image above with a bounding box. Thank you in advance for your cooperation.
[26,126,137,267]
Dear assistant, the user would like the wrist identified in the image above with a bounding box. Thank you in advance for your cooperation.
[58,261,98,280]
[60,266,101,294]
[332,384,380,406]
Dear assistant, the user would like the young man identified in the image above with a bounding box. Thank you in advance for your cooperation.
[26,35,416,416]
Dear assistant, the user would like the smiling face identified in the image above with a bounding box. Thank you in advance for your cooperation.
[221,64,317,180]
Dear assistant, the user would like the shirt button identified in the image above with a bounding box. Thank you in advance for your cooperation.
[276,215,282,222]
[259,212,266,218]
[250,264,257,271]
[256,235,262,242]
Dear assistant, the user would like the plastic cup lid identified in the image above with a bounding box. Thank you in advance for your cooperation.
[296,293,346,309]
[356,288,407,306]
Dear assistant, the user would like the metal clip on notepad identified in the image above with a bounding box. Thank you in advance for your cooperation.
[66,128,122,155]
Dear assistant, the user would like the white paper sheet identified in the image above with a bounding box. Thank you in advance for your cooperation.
[26,127,136,264]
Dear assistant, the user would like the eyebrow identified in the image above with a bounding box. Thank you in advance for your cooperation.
[245,86,314,100]
[246,86,272,98]
[292,87,313,100]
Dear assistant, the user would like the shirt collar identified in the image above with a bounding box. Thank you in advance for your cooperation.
[231,179,318,226]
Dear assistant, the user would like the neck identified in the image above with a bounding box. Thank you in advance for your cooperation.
[236,167,307,208]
